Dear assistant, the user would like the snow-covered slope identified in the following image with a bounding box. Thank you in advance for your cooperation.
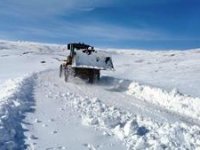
[0,40,66,84]
[105,49,200,97]
[0,40,200,149]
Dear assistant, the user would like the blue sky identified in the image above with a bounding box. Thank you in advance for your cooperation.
[0,0,200,49]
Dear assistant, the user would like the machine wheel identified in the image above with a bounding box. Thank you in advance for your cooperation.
[59,64,63,78]
[88,76,94,83]
[88,70,94,83]
[64,66,75,82]
[96,70,100,81]
[69,67,75,77]
[64,68,68,82]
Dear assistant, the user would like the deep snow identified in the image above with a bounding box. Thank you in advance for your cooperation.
[0,40,200,149]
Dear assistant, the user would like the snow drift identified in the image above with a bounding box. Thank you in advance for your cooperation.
[67,92,200,149]
[127,82,200,122]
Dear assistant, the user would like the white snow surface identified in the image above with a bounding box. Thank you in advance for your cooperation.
[0,40,200,149]
[127,82,200,122]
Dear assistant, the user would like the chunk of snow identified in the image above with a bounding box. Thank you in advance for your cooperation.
[123,120,139,136]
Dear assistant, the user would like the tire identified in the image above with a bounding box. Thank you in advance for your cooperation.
[88,70,94,83]
[97,71,100,81]
[88,76,94,83]
[59,64,63,78]
[64,68,68,82]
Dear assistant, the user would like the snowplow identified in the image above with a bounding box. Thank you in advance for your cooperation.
[59,43,114,83]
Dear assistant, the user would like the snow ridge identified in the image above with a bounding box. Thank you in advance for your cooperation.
[66,92,200,149]
[127,82,200,122]
[0,75,36,149]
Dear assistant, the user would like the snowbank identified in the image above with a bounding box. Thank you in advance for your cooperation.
[0,75,36,149]
[66,92,200,149]
[127,82,200,122]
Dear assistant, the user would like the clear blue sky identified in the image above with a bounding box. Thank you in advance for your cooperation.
[0,0,199,49]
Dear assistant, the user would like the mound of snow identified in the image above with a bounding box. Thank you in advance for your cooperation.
[127,82,200,121]
[65,92,200,149]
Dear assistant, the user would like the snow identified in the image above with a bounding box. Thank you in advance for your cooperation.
[0,40,65,83]
[0,40,200,149]
[23,72,124,150]
[105,49,200,97]
[127,82,200,122]
[0,75,36,149]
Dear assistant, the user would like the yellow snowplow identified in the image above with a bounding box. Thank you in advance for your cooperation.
[59,43,114,83]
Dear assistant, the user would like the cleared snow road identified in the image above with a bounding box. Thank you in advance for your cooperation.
[23,70,200,149]
[24,71,126,150]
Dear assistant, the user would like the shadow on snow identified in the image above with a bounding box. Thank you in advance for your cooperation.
[0,75,36,150]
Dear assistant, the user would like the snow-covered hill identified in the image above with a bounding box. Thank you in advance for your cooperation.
[0,40,200,149]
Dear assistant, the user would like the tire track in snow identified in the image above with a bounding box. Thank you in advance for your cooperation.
[0,74,36,149]
[24,70,126,150]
